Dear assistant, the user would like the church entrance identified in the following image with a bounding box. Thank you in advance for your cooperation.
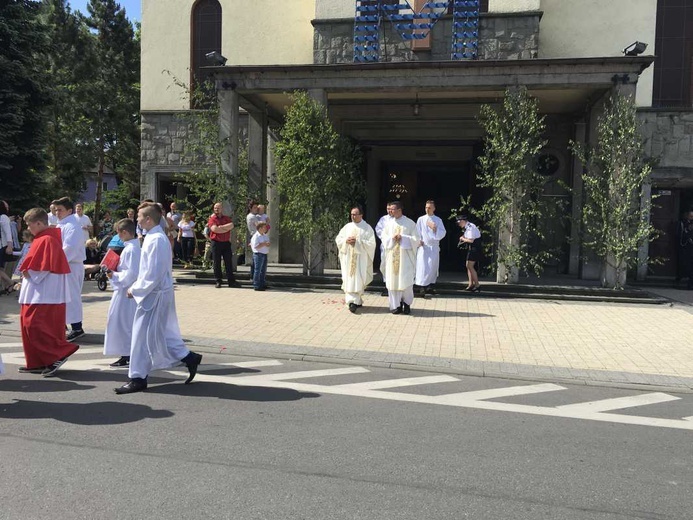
[379,160,484,272]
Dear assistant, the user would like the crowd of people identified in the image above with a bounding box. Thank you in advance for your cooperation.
[7,193,690,385]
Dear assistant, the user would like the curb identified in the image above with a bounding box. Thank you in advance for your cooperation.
[2,328,691,393]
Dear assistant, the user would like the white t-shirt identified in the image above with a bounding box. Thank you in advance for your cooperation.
[48,212,59,227]
[463,222,481,241]
[250,232,270,254]
[179,220,196,238]
[76,214,92,241]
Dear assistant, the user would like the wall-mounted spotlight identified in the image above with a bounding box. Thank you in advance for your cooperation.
[412,93,420,117]
[622,41,647,56]
[205,50,227,66]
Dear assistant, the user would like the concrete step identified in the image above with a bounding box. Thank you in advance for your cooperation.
[174,271,668,305]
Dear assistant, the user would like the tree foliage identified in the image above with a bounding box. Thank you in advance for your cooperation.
[0,0,51,211]
[167,74,251,229]
[477,87,564,282]
[274,91,364,274]
[572,91,656,289]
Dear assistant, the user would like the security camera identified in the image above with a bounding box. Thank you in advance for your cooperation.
[623,41,647,56]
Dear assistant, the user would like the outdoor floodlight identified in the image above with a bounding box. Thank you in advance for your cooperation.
[205,51,227,66]
[623,41,647,56]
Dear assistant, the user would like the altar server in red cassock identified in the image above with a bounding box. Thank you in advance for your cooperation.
[18,208,79,377]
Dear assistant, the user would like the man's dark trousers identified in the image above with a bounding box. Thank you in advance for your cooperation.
[211,240,236,284]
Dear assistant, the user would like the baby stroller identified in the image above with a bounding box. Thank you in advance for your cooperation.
[92,233,124,291]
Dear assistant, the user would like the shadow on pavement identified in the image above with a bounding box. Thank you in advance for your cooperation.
[146,382,320,402]
[0,399,174,424]
[358,307,495,319]
[0,379,95,393]
[82,294,112,304]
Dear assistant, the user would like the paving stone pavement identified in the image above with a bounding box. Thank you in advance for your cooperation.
[1,281,692,390]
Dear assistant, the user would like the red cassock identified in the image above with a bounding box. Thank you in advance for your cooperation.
[19,227,79,368]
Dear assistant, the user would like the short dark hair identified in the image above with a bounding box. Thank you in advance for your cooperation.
[115,218,136,236]
[390,201,403,210]
[426,200,435,205]
[351,205,363,215]
[0,200,8,216]
[137,202,162,224]
[51,197,73,211]
[24,208,48,225]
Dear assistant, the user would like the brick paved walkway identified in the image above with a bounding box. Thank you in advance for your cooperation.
[1,281,692,389]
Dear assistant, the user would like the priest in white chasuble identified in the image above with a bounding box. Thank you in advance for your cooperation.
[335,206,376,314]
[415,200,447,295]
[380,201,420,315]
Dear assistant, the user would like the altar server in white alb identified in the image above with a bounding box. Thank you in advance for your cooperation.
[115,203,202,395]
[103,218,141,369]
[381,201,420,315]
[335,206,376,314]
[53,197,86,342]
[415,200,447,296]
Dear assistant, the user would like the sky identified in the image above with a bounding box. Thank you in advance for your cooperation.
[68,0,141,21]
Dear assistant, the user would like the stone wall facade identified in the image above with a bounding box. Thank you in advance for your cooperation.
[639,110,693,187]
[140,111,248,200]
[313,12,540,64]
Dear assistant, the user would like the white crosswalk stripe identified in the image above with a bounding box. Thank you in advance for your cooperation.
[2,348,693,431]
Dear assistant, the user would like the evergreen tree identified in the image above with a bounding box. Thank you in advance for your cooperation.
[0,0,51,211]
[83,0,140,234]
[40,0,96,198]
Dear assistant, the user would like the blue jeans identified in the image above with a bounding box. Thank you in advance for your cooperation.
[252,252,267,289]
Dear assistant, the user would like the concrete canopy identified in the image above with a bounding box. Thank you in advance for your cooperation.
[208,56,654,143]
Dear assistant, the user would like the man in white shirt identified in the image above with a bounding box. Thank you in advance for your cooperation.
[167,202,182,261]
[47,204,59,227]
[53,197,86,341]
[415,200,447,296]
[74,203,93,242]
[335,206,376,313]
[246,201,260,280]
[381,201,420,315]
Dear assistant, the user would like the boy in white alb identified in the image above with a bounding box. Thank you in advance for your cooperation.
[114,203,202,394]
[104,219,141,368]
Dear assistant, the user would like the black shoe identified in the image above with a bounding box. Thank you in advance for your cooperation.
[391,307,403,315]
[42,357,69,377]
[181,352,202,384]
[215,281,222,288]
[18,366,47,374]
[348,302,358,314]
[66,329,85,342]
[426,286,436,295]
[109,356,130,368]
[228,281,240,288]
[381,289,389,297]
[402,302,411,315]
[114,378,147,394]
[471,286,481,293]
[254,287,266,291]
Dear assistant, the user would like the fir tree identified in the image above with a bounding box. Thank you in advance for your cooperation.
[0,0,51,211]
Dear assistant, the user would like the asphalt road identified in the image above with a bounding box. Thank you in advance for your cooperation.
[1,342,692,520]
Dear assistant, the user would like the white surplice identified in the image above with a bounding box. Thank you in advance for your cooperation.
[104,238,141,357]
[415,214,447,287]
[335,220,376,305]
[381,216,420,309]
[58,214,86,325]
[375,214,392,282]
[128,225,189,379]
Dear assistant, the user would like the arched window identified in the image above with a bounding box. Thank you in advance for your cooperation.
[191,0,222,97]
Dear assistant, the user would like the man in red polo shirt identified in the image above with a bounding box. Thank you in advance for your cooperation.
[208,202,240,288]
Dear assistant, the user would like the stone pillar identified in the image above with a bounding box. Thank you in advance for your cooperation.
[219,89,240,269]
[247,108,267,199]
[266,127,280,263]
[568,119,586,276]
[219,89,239,213]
